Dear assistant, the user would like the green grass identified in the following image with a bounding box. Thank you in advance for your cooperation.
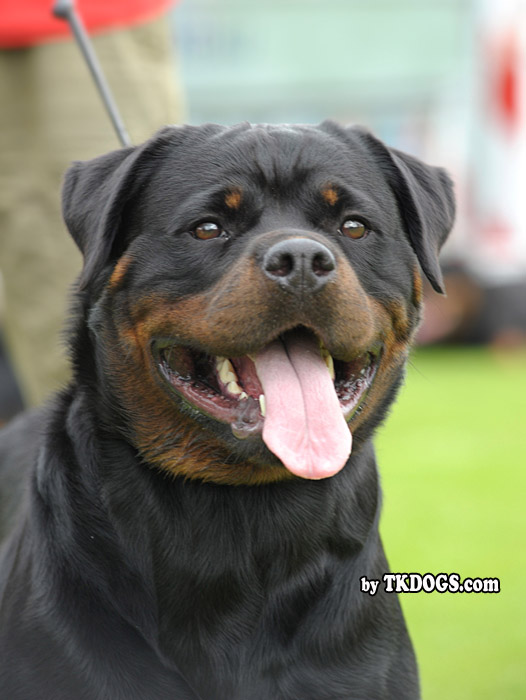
[376,347,526,700]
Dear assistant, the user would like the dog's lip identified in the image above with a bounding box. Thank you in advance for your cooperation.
[151,331,380,438]
[152,340,264,437]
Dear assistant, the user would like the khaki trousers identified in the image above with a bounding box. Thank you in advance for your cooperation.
[0,16,184,406]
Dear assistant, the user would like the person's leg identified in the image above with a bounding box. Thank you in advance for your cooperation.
[0,16,184,407]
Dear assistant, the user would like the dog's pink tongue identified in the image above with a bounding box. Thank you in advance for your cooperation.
[254,330,352,479]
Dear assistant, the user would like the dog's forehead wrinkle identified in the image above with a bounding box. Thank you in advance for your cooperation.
[212,124,339,191]
[154,124,362,207]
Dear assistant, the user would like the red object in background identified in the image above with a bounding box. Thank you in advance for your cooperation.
[0,0,174,48]
[495,33,520,133]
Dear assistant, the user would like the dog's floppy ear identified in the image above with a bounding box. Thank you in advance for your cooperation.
[355,128,455,294]
[62,127,176,290]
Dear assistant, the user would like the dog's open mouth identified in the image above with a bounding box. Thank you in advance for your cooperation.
[153,328,379,479]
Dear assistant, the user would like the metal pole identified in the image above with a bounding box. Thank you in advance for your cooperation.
[53,0,132,147]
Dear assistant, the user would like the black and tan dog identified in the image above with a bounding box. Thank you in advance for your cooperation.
[0,122,454,699]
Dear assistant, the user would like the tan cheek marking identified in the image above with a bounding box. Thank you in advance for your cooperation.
[384,299,411,342]
[126,238,392,362]
[225,189,243,210]
[339,292,413,436]
[137,416,294,486]
[126,253,383,363]
[412,265,424,307]
[349,323,410,435]
[106,319,292,485]
[108,254,133,291]
[127,259,277,354]
[321,186,339,206]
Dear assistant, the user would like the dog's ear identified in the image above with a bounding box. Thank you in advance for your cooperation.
[62,127,176,290]
[354,128,456,294]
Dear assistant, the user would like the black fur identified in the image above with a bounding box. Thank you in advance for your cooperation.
[0,123,454,699]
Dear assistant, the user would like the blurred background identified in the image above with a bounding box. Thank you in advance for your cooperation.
[1,0,525,698]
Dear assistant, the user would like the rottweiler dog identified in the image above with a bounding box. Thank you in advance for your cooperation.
[0,122,454,699]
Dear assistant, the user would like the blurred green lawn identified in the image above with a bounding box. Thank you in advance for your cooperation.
[376,347,526,700]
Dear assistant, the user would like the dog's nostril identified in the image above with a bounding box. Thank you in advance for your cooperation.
[312,251,335,277]
[265,251,294,278]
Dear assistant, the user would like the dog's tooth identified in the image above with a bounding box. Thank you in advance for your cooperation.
[218,358,237,385]
[325,354,335,381]
[227,381,242,395]
[239,391,248,400]
[215,357,226,379]
[217,360,227,382]
[319,339,329,356]
[259,394,266,417]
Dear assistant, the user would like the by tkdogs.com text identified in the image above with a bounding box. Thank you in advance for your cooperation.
[361,573,501,596]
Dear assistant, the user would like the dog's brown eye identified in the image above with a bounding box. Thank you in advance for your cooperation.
[193,222,224,240]
[340,220,367,240]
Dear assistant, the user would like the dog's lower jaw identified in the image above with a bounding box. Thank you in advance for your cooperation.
[92,345,408,487]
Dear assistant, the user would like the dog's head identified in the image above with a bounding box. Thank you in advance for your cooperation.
[62,122,454,485]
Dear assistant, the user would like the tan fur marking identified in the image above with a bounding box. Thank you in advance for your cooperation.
[105,319,293,485]
[108,254,133,291]
[346,314,410,435]
[412,265,424,307]
[321,186,339,206]
[225,189,243,210]
[384,299,411,342]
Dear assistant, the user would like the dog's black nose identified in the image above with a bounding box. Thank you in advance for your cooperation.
[262,238,336,293]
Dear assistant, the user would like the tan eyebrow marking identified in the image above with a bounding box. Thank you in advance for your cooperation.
[321,186,339,206]
[225,189,243,210]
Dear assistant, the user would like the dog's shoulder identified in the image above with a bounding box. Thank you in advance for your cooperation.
[0,407,47,541]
